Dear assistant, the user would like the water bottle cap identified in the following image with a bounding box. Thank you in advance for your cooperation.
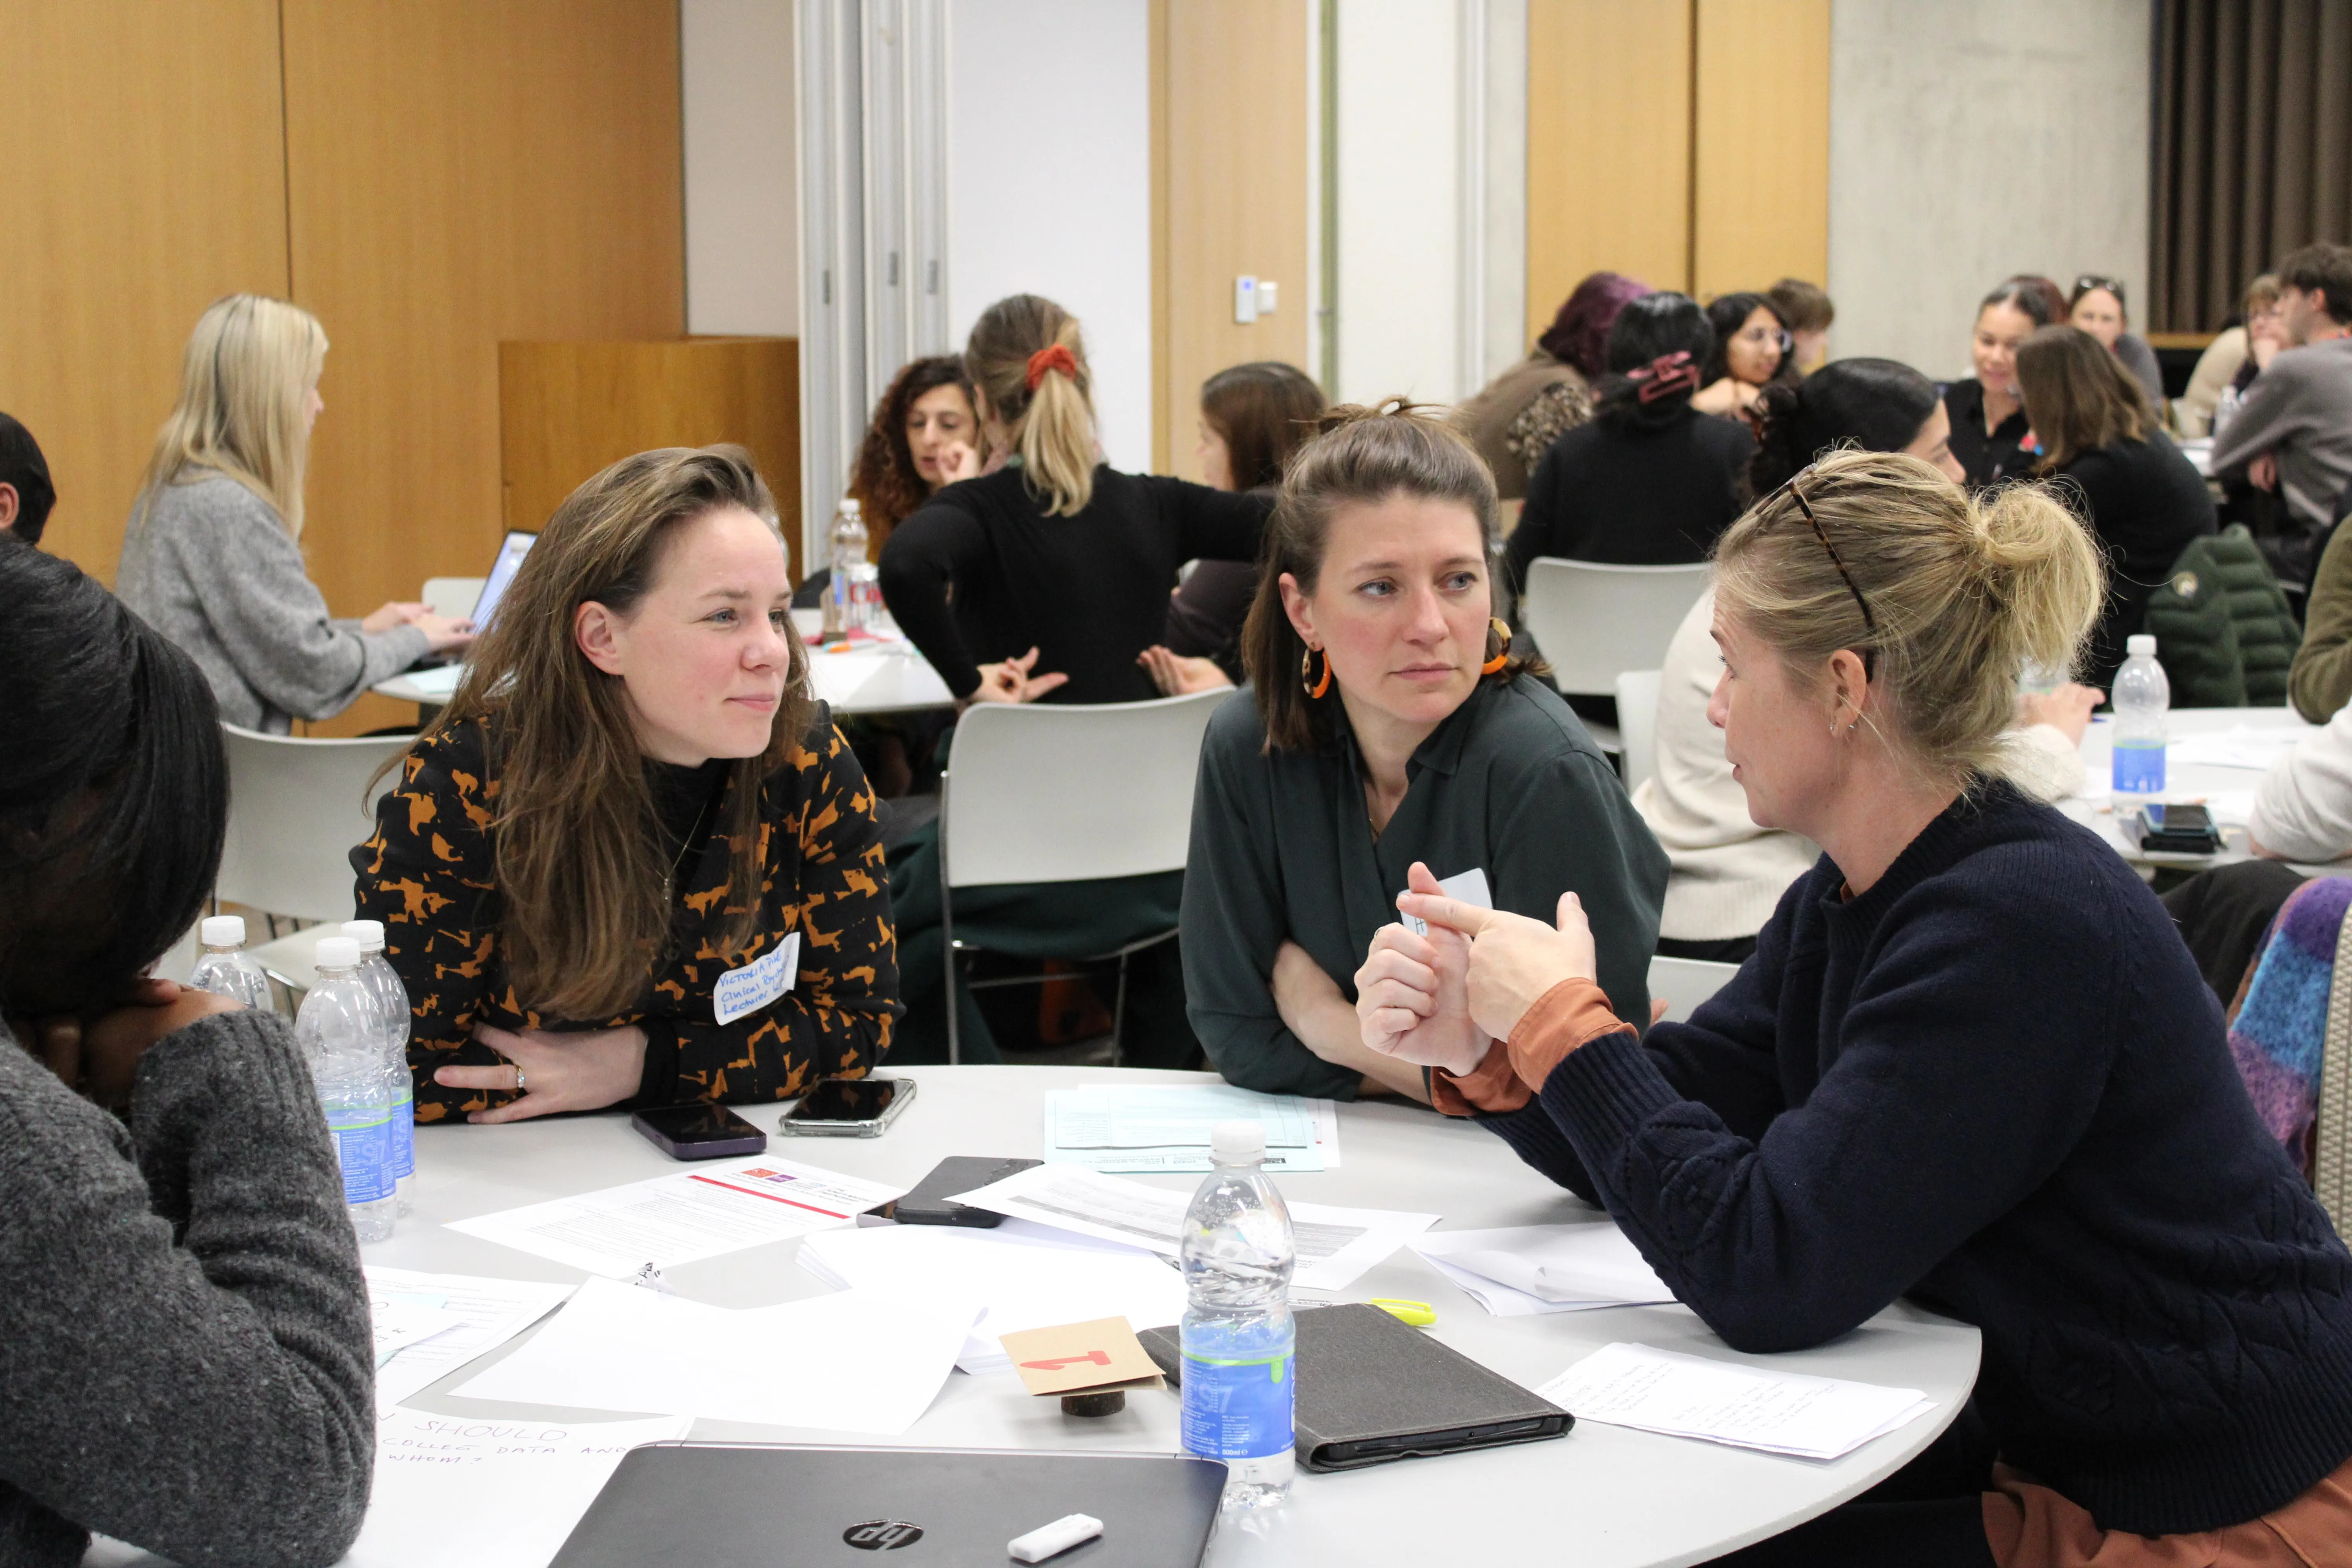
[1210,1120,1266,1165]
[342,919,386,951]
[200,915,246,947]
[2128,634,2156,657]
[314,936,361,971]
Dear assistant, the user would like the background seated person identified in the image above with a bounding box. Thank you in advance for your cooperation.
[1180,403,1666,1102]
[2066,273,2167,407]
[0,411,57,543]
[0,541,373,1567]
[1453,270,1648,500]
[877,293,1270,706]
[116,294,472,732]
[1944,278,2057,491]
[1379,451,2352,1564]
[1690,291,1787,417]
[2176,273,2282,438]
[846,355,985,553]
[354,446,896,1123]
[2209,242,2352,590]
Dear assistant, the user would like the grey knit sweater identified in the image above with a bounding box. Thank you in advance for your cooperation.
[0,1010,374,1567]
[115,474,429,733]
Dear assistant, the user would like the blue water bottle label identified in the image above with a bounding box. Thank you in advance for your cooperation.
[328,1108,393,1204]
[2112,739,2166,795]
[390,1085,416,1180]
[1181,1351,1294,1461]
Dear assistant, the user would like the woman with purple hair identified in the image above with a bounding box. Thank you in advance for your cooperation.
[1454,271,1651,499]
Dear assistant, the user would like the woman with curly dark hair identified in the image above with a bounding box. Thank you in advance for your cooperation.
[845,356,982,548]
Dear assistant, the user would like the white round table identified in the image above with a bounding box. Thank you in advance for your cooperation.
[356,1066,1980,1568]
[2065,705,2350,874]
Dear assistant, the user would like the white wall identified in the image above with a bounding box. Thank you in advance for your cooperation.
[1827,0,2153,380]
[682,0,799,336]
[946,0,1153,472]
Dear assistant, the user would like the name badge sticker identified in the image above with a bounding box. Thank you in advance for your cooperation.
[713,933,801,1025]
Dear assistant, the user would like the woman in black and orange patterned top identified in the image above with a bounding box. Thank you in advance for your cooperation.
[352,446,896,1124]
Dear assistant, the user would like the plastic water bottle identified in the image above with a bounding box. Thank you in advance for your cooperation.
[2112,633,2170,799]
[296,937,396,1243]
[344,920,416,1216]
[1180,1121,1296,1512]
[822,498,869,637]
[187,915,272,1009]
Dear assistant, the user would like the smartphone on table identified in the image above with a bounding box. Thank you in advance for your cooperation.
[780,1075,916,1138]
[2136,802,2221,855]
[630,1102,769,1160]
[888,1155,1042,1227]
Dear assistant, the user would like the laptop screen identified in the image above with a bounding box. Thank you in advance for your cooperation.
[470,531,537,632]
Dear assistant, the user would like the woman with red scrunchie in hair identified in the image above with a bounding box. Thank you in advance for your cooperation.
[877,292,1272,708]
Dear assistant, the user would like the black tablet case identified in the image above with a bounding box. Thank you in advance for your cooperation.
[1138,1302,1571,1472]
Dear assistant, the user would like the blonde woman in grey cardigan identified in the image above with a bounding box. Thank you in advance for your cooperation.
[116,294,472,732]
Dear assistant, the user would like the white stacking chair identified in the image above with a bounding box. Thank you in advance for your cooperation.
[1519,559,1710,752]
[421,577,486,620]
[1615,669,1664,794]
[215,724,413,992]
[1647,954,1742,1025]
[938,688,1237,1064]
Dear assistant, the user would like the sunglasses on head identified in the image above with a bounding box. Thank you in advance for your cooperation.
[2074,275,2127,307]
[1760,472,1879,675]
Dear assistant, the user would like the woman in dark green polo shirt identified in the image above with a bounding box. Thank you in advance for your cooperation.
[1180,403,1667,1101]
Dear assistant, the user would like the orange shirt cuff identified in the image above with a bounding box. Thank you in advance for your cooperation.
[1504,977,1634,1095]
[1430,1038,1530,1116]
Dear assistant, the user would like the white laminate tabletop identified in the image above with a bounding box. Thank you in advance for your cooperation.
[323,1066,1976,1568]
[2063,705,2352,875]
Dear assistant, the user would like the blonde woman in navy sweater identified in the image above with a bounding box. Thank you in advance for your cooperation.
[1375,450,2352,1565]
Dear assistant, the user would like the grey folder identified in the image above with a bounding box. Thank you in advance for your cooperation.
[550,1443,1226,1568]
[1139,1302,1572,1472]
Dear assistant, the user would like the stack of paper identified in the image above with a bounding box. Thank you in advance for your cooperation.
[1043,1083,1339,1173]
[800,1220,1186,1374]
[1410,1225,1676,1316]
[1537,1342,1935,1460]
[456,1277,975,1436]
[2168,726,2308,771]
[445,1155,905,1277]
[342,1409,691,1568]
[366,1267,579,1409]
[946,1163,1435,1294]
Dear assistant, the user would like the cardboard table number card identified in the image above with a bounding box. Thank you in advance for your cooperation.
[1000,1317,1164,1414]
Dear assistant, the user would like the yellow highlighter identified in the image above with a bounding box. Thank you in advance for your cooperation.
[1368,1298,1436,1327]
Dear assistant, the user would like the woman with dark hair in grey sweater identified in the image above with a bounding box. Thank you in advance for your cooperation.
[0,541,374,1566]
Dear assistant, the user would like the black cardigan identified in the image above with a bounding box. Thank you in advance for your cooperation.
[2049,432,2218,692]
[877,465,1270,704]
[1476,782,2352,1536]
[1503,408,1752,600]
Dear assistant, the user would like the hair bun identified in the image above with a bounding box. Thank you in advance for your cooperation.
[1744,379,1813,497]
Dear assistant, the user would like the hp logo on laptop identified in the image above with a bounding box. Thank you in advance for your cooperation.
[843,1520,926,1550]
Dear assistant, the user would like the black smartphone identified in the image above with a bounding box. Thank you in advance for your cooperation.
[780,1075,916,1137]
[630,1102,768,1160]
[889,1155,1042,1227]
[2137,802,2221,854]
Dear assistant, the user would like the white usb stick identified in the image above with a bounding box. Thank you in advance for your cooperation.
[1008,1513,1103,1563]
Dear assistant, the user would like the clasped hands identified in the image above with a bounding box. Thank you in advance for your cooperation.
[1353,861,1601,1076]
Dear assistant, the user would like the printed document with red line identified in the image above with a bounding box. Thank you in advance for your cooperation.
[445,1156,906,1277]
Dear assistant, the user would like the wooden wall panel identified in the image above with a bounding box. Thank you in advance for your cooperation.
[1151,0,1313,479]
[500,338,802,576]
[279,0,684,645]
[0,0,290,584]
[1692,0,1831,300]
[1526,0,1694,335]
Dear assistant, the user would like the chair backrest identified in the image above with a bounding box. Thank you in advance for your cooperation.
[1647,954,1741,1024]
[215,725,413,924]
[1520,558,1711,697]
[422,576,486,620]
[940,689,1237,889]
[1615,669,1664,793]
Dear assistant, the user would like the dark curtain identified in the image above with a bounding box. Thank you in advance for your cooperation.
[2153,0,2352,332]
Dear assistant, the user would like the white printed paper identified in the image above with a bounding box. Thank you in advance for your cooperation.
[368,1293,468,1368]
[1411,1224,1675,1315]
[339,1408,691,1568]
[2167,726,2309,772]
[713,933,800,1024]
[366,1267,580,1409]
[799,1221,1186,1374]
[1536,1341,1935,1460]
[1402,866,1493,937]
[1042,1083,1336,1174]
[445,1156,904,1278]
[946,1163,1435,1293]
[458,1277,973,1435]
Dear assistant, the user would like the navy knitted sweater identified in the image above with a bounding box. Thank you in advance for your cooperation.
[1483,781,2352,1535]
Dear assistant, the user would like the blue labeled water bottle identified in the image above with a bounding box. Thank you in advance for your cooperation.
[2111,634,2170,799]
[1180,1121,1296,1511]
[296,937,396,1243]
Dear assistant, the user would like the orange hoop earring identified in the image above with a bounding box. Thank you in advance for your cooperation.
[1301,645,1333,699]
[1481,617,1511,676]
